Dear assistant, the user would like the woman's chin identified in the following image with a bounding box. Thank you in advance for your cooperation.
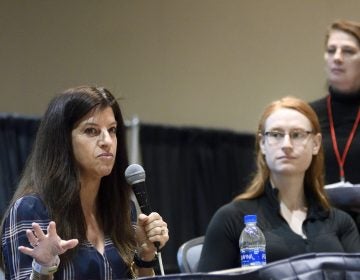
[98,166,114,177]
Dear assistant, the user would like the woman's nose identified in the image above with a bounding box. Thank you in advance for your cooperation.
[281,134,293,149]
[333,48,343,62]
[98,130,113,146]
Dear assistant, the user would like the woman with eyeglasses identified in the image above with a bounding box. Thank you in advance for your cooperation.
[310,20,360,186]
[198,96,360,272]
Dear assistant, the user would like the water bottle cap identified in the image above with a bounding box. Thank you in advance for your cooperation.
[244,214,257,224]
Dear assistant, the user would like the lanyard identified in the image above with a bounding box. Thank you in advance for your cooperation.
[327,95,360,182]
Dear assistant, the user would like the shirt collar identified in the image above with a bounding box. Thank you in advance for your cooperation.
[329,86,360,104]
[263,181,329,220]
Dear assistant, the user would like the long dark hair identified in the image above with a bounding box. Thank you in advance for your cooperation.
[1,86,135,266]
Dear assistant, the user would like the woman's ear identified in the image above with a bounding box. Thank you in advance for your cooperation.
[312,133,322,155]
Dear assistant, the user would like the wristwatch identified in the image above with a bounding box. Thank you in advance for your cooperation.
[32,256,60,275]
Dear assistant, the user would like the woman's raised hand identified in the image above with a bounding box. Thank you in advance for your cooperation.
[18,221,79,266]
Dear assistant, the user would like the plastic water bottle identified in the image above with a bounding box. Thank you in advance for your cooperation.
[239,214,266,268]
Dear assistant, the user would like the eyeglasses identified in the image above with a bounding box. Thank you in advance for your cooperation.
[263,129,313,146]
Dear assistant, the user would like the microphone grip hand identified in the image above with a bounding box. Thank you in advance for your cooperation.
[125,164,167,275]
[125,164,168,253]
[136,213,169,253]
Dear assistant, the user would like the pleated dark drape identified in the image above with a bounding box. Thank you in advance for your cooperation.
[0,114,40,216]
[140,124,256,273]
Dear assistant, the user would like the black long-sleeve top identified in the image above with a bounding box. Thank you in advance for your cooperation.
[310,87,360,185]
[197,182,360,272]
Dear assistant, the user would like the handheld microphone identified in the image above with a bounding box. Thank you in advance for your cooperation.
[125,163,160,249]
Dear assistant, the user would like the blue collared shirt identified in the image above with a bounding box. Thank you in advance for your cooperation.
[1,195,136,280]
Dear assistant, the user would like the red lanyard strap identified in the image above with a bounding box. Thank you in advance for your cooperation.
[327,95,360,182]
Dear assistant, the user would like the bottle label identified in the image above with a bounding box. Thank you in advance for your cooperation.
[240,248,266,267]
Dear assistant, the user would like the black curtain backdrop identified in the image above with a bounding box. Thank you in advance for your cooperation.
[0,114,40,217]
[0,116,256,274]
[140,124,255,273]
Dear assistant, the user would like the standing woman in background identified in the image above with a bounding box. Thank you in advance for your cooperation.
[310,19,360,186]
[0,86,169,279]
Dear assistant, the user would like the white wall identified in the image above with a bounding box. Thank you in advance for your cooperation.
[1,0,359,132]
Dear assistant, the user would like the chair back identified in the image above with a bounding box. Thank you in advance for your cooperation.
[177,236,205,273]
